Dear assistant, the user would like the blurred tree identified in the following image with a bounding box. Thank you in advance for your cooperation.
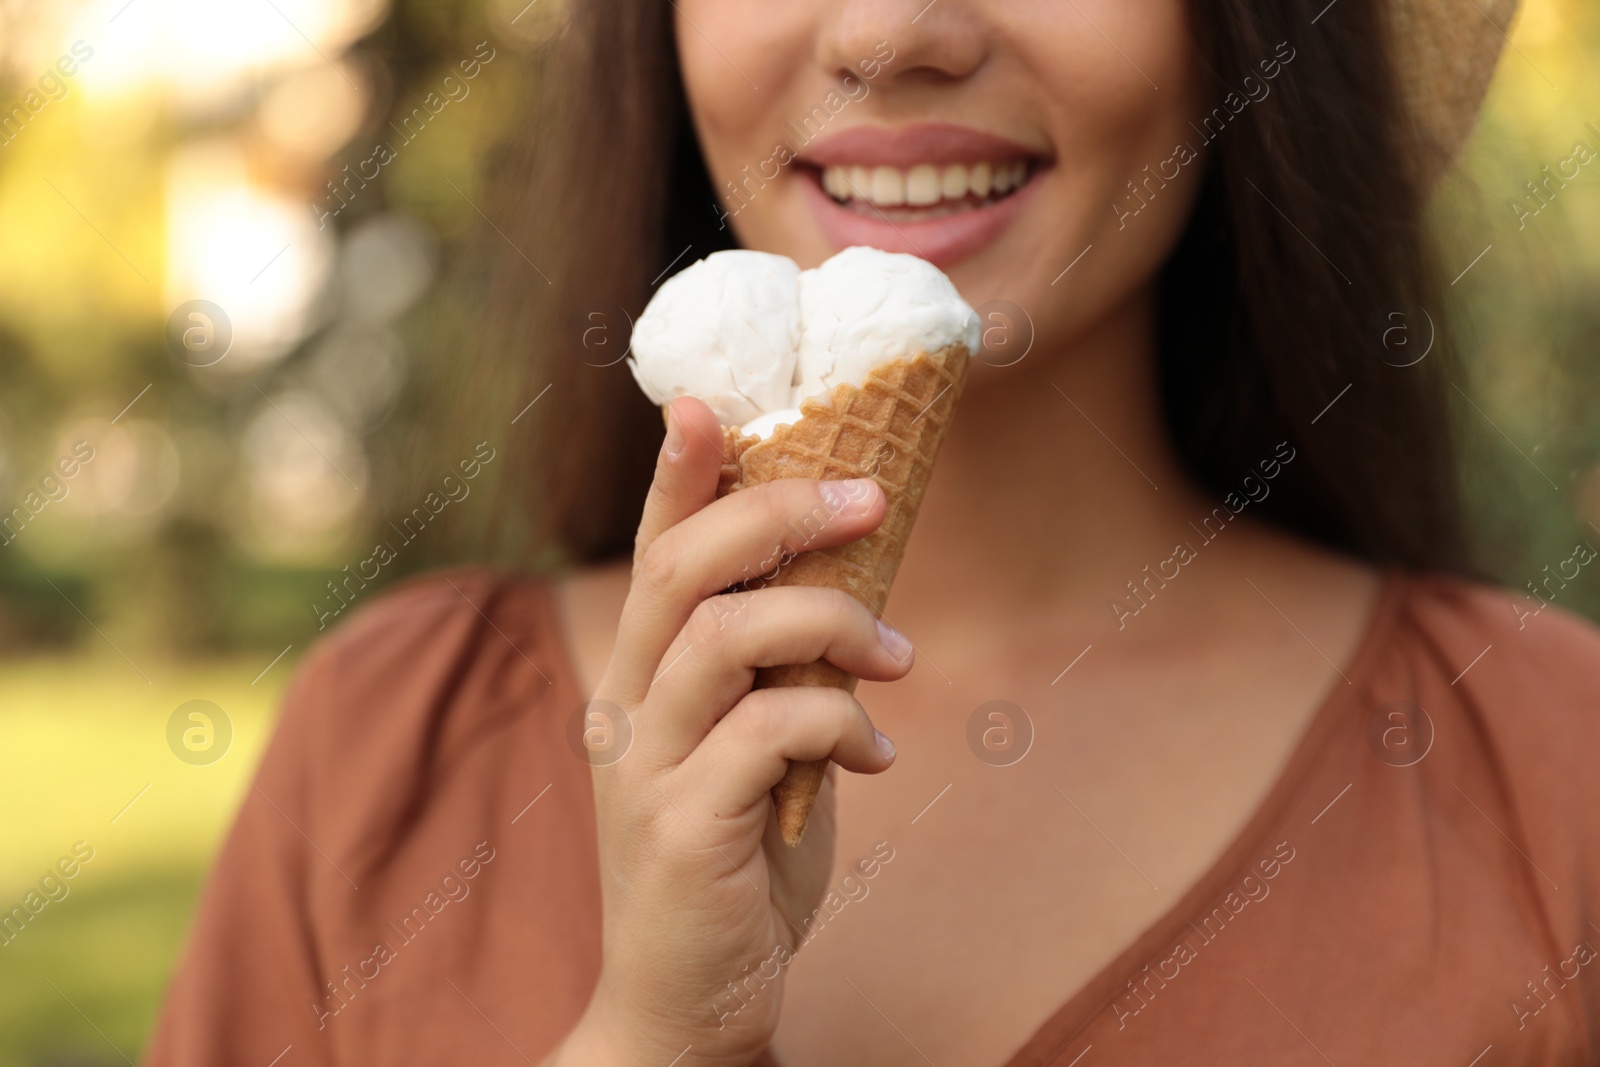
[0,0,1595,662]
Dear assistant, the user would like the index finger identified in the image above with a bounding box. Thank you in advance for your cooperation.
[632,396,727,572]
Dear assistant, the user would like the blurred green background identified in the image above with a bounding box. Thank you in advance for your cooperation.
[0,0,1596,1062]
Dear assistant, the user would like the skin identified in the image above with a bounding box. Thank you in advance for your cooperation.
[546,1,1381,1064]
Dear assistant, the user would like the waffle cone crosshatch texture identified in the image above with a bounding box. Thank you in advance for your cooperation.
[710,341,973,845]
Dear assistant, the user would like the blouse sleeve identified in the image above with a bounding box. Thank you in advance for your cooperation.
[142,643,343,1065]
[142,569,577,1065]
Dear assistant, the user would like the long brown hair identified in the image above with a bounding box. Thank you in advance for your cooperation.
[464,0,1473,574]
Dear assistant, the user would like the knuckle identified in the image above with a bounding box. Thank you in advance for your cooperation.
[822,588,864,633]
[744,687,859,750]
[633,536,680,595]
[820,693,869,748]
[823,689,864,732]
[752,482,822,545]
[686,593,742,644]
[787,497,835,550]
[729,690,789,747]
[796,589,867,655]
[753,481,795,522]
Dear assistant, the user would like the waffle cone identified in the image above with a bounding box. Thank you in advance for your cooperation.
[712,342,971,845]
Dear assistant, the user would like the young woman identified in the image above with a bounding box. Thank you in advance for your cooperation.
[149,0,1600,1063]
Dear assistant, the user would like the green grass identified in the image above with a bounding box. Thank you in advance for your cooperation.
[0,867,206,1067]
[0,656,290,1066]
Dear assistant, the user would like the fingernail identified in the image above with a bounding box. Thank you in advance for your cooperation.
[821,478,878,516]
[663,406,685,460]
[877,619,913,663]
[874,729,896,760]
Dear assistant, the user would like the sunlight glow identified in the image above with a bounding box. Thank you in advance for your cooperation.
[69,0,385,107]
[163,139,334,369]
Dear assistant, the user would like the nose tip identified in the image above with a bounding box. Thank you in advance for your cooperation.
[816,0,988,86]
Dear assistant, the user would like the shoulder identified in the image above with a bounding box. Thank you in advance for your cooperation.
[1384,567,1600,877]
[274,566,583,866]
[148,568,604,1058]
[298,564,571,712]
[308,565,560,679]
[1395,567,1600,704]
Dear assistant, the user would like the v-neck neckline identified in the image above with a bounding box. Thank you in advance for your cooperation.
[997,565,1407,1065]
[542,565,1409,1067]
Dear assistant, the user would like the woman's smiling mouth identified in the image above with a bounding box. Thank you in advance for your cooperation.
[818,159,1035,217]
[796,123,1050,267]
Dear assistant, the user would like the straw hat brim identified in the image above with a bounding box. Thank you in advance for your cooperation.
[1391,0,1520,183]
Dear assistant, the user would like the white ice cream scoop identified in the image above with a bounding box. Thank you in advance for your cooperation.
[627,249,801,427]
[794,246,981,403]
[629,246,978,439]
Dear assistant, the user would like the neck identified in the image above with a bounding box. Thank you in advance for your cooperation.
[893,287,1216,633]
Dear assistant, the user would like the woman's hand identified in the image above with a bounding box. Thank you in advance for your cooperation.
[548,396,913,1066]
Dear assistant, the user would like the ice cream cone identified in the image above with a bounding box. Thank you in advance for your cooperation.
[715,340,972,845]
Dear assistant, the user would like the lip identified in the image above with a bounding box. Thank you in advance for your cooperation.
[797,122,1047,168]
[795,123,1051,268]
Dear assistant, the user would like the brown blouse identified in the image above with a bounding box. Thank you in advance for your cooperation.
[144,567,1600,1065]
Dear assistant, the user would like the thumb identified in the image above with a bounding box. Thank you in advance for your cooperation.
[632,396,726,571]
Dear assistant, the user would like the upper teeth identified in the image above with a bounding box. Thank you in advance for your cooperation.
[821,161,1030,206]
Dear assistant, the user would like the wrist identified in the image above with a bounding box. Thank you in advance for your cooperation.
[563,979,759,1067]
[545,1008,632,1065]
[561,983,691,1066]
